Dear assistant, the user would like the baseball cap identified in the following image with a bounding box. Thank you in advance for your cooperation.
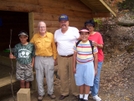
[59,14,69,21]
[18,31,28,37]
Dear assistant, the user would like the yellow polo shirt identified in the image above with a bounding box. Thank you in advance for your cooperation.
[30,32,57,59]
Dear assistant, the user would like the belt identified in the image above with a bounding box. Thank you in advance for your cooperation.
[36,56,51,57]
[60,54,73,58]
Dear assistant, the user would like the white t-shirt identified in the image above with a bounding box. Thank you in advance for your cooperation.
[54,26,80,56]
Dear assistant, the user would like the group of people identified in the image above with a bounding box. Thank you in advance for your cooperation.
[9,14,104,101]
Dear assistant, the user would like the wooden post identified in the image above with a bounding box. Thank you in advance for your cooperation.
[31,71,37,91]
[29,12,34,40]
[17,88,31,101]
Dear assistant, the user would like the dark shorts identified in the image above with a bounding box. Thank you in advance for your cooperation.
[16,62,34,81]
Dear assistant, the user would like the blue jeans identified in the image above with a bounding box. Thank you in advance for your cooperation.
[91,62,103,96]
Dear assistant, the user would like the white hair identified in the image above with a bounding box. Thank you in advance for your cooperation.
[38,21,46,27]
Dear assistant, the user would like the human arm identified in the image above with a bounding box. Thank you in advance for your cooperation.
[54,42,58,66]
[92,42,103,49]
[9,53,16,59]
[91,32,104,49]
[93,45,98,75]
[52,35,58,66]
[30,44,35,67]
[31,57,35,67]
[9,45,17,59]
[93,53,98,75]
[73,51,77,74]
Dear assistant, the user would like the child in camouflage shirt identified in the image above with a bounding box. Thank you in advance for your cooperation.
[9,31,35,88]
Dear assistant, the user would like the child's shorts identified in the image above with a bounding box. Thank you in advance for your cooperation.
[75,61,95,86]
[16,62,34,81]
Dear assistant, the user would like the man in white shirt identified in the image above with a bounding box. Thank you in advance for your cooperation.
[54,14,80,100]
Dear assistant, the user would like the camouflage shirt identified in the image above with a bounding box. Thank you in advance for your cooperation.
[14,43,35,65]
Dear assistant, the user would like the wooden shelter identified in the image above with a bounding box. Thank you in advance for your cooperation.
[0,1,116,97]
[0,0,115,51]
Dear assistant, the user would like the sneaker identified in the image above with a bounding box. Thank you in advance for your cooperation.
[93,95,101,101]
[48,94,56,99]
[78,98,84,101]
[89,91,91,94]
[38,95,43,101]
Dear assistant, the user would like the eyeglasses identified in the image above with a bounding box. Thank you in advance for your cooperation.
[38,26,46,28]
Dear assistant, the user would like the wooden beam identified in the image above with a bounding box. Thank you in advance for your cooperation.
[38,0,92,13]
[0,1,40,12]
[92,12,111,18]
[29,12,34,39]
[99,0,116,17]
[0,76,16,88]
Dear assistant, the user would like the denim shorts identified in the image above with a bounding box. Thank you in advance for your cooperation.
[74,61,95,86]
[16,62,34,81]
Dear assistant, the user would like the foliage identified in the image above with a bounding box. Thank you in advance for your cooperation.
[93,18,103,31]
[117,0,134,11]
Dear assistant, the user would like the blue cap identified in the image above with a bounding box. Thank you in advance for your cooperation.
[59,14,69,21]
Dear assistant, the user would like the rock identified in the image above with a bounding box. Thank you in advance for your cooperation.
[117,12,134,26]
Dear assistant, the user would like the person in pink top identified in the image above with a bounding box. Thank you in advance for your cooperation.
[84,19,104,101]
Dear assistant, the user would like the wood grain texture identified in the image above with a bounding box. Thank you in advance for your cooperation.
[0,0,111,38]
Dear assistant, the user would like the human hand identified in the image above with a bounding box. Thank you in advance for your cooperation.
[9,53,14,59]
[73,67,76,74]
[94,68,97,76]
[31,63,34,68]
[54,59,58,66]
[92,41,98,47]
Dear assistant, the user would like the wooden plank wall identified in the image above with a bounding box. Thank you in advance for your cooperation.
[33,0,93,33]
[0,0,92,35]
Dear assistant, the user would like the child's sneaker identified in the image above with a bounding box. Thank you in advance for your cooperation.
[93,95,101,101]
[78,98,84,101]
[89,91,91,94]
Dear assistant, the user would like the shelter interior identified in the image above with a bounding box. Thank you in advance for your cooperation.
[0,11,29,56]
[0,11,29,100]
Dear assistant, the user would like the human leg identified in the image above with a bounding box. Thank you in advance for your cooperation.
[69,56,79,96]
[84,85,90,94]
[16,62,25,88]
[44,57,55,99]
[25,81,30,88]
[35,56,45,97]
[83,85,90,101]
[83,62,94,101]
[92,62,103,101]
[25,64,34,88]
[78,85,84,101]
[75,63,85,101]
[20,80,25,88]
[58,56,69,96]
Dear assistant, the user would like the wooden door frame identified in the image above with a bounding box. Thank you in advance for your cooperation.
[28,12,34,40]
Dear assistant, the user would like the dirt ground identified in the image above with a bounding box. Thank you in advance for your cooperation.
[0,63,95,101]
[0,74,96,101]
[0,53,134,101]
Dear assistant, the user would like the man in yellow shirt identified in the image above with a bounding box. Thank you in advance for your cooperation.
[30,21,57,101]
